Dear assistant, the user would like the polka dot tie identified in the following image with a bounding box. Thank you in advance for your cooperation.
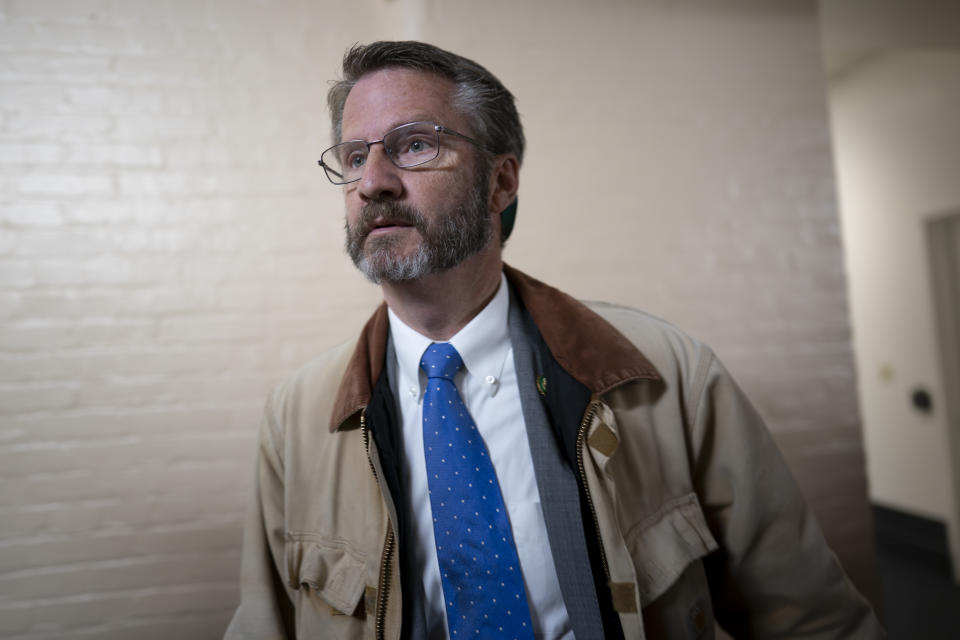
[420,343,535,639]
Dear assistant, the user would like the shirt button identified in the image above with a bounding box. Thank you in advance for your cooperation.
[485,375,496,385]
[409,387,418,396]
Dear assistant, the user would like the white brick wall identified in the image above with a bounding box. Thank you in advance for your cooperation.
[0,1,381,636]
[0,1,878,636]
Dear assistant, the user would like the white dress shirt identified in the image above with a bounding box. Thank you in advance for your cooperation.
[387,273,574,640]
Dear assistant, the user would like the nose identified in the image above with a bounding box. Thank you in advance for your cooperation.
[358,144,402,202]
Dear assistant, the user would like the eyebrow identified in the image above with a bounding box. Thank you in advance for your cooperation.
[342,114,441,141]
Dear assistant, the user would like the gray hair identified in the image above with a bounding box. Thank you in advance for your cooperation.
[327,41,525,164]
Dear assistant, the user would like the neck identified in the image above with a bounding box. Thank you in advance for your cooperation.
[381,247,502,341]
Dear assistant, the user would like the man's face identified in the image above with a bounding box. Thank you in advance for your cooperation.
[339,68,492,283]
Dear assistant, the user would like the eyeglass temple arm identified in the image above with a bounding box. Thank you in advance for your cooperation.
[318,159,345,181]
[436,126,497,155]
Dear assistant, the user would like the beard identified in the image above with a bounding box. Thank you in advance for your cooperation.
[344,172,492,284]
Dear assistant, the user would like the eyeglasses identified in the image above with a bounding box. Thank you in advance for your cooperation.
[318,121,491,185]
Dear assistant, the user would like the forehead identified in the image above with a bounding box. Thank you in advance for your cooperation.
[341,67,465,140]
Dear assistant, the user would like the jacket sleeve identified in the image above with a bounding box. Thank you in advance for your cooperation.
[690,351,885,639]
[224,390,296,639]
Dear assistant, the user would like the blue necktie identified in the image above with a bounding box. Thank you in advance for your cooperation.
[420,342,535,639]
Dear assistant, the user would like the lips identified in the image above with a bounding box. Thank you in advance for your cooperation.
[349,202,426,253]
[366,216,414,235]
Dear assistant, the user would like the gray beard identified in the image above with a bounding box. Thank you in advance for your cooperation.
[344,176,491,284]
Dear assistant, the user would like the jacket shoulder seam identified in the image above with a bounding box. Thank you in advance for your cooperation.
[687,345,716,432]
[262,383,288,471]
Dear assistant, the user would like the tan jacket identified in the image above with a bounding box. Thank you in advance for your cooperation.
[225,266,883,639]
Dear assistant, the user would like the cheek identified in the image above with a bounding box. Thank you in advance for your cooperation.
[343,185,358,206]
[343,191,362,224]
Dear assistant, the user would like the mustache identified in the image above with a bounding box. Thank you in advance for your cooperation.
[353,201,427,238]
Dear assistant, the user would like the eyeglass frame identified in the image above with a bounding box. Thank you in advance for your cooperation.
[317,121,495,185]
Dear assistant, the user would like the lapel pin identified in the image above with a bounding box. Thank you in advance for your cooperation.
[536,375,548,397]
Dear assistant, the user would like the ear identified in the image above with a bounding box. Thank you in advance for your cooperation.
[487,154,520,218]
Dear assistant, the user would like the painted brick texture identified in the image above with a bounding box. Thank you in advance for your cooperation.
[0,1,379,637]
[0,0,878,637]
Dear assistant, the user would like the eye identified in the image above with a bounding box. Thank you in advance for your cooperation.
[395,134,434,155]
[346,149,367,169]
[384,123,437,161]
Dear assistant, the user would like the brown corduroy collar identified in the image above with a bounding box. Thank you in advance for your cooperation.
[328,264,660,432]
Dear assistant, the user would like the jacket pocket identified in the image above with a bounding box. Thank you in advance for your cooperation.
[285,532,367,616]
[624,492,719,605]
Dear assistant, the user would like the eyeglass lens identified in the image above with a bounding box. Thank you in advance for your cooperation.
[322,122,440,184]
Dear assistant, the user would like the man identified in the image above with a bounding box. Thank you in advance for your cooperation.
[226,41,883,639]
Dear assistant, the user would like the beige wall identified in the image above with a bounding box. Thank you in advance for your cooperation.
[829,50,960,575]
[0,0,878,636]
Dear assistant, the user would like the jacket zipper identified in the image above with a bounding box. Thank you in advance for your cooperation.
[361,411,395,640]
[575,399,611,580]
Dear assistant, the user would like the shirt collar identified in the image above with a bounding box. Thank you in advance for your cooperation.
[388,272,511,401]
[329,264,661,432]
